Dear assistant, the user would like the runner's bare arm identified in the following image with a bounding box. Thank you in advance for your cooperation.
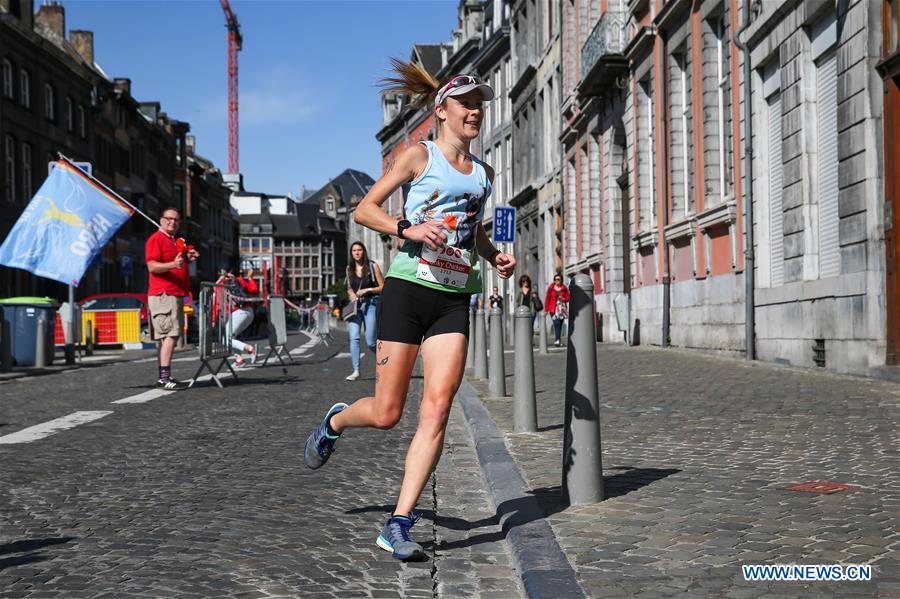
[354,145,428,234]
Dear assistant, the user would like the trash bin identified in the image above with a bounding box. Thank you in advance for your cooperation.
[0,297,59,367]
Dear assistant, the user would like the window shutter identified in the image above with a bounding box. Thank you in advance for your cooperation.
[817,51,839,278]
[769,93,784,286]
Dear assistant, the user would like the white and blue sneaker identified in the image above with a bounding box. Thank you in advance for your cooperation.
[303,402,349,470]
[376,513,426,561]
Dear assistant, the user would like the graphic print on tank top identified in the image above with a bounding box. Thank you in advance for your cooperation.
[386,141,492,293]
[404,142,490,252]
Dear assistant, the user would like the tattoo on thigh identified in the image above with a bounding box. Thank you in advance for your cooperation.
[377,355,389,366]
[377,341,383,352]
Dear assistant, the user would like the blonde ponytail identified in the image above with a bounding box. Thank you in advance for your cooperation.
[378,58,443,109]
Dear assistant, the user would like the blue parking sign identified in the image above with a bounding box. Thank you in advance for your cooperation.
[493,207,515,243]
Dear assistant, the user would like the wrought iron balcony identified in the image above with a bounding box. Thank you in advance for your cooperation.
[579,10,628,96]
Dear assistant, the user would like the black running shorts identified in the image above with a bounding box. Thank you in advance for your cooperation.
[376,277,471,345]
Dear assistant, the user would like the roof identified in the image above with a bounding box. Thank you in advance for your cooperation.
[413,44,444,75]
[269,214,304,238]
[304,169,375,207]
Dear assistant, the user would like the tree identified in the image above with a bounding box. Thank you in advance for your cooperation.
[326,277,348,304]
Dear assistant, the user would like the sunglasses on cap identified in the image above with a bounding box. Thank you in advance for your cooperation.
[435,74,494,106]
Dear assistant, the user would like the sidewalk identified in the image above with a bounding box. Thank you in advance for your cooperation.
[464,343,899,598]
[0,345,197,383]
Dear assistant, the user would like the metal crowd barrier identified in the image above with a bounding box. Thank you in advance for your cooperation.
[190,282,238,388]
[263,296,293,366]
[314,303,333,345]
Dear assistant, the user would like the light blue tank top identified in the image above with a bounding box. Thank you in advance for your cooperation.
[386,141,492,293]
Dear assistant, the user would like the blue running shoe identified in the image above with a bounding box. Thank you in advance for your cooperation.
[376,513,426,561]
[303,402,349,469]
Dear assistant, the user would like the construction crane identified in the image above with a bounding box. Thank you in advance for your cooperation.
[220,0,242,175]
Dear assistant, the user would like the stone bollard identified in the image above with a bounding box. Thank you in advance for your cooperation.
[488,307,506,397]
[514,306,537,432]
[36,318,49,367]
[539,311,548,354]
[85,319,94,356]
[474,308,488,379]
[561,273,604,506]
[0,320,11,372]
[465,308,476,369]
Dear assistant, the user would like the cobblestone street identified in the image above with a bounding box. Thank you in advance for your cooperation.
[0,332,521,598]
[467,343,900,598]
[2,330,898,598]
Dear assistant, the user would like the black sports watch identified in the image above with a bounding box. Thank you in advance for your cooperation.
[397,219,412,239]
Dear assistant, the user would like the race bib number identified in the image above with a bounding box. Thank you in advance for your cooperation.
[417,245,472,288]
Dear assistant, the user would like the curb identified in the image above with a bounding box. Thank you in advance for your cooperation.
[457,379,586,599]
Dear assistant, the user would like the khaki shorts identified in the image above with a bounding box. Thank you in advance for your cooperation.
[148,293,184,340]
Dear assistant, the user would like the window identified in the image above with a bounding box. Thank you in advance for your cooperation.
[703,15,732,204]
[262,238,270,250]
[812,11,839,278]
[78,105,86,139]
[763,61,784,286]
[637,79,655,230]
[22,143,32,201]
[19,69,30,108]
[494,141,503,205]
[589,132,601,254]
[2,59,12,99]
[4,136,14,203]
[670,51,693,218]
[567,158,577,259]
[44,83,55,121]
[65,97,74,132]
[240,238,250,251]
[325,198,335,213]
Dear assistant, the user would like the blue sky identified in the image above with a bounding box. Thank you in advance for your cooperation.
[63,0,459,196]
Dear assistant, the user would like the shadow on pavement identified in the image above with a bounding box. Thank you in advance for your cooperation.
[0,537,75,571]
[346,467,680,551]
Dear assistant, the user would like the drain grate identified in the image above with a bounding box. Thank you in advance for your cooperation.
[785,481,854,494]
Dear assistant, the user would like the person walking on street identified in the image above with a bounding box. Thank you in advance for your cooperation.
[303,61,515,561]
[516,274,542,332]
[488,286,504,312]
[544,273,570,347]
[145,208,198,390]
[345,241,385,381]
[215,266,260,368]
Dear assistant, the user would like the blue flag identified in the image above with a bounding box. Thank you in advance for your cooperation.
[0,160,134,286]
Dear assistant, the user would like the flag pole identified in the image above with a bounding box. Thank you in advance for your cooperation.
[57,153,161,231]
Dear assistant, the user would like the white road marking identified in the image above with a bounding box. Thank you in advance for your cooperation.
[80,354,123,363]
[0,411,113,445]
[112,389,174,404]
[133,357,157,363]
[171,356,198,362]
[334,352,351,359]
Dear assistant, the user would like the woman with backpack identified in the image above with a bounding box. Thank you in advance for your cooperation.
[344,241,384,381]
[544,273,570,346]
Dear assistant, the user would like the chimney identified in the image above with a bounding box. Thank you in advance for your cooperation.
[35,1,65,40]
[114,78,131,96]
[70,30,94,65]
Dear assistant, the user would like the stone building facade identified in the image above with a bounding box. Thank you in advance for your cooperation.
[509,0,563,309]
[562,0,894,377]
[1,0,237,301]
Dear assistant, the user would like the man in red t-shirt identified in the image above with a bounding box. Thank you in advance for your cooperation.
[145,207,198,390]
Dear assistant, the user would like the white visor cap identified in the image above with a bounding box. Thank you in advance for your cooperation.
[435,76,495,106]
